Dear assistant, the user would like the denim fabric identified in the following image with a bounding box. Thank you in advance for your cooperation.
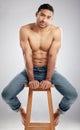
[1,66,78,113]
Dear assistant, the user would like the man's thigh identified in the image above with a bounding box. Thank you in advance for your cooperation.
[3,69,29,96]
[51,70,75,96]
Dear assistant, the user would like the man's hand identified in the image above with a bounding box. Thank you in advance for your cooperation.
[40,80,51,89]
[29,80,39,89]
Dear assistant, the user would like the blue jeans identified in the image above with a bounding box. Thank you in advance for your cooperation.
[1,66,78,114]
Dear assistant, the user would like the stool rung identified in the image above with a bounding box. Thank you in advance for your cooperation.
[25,126,50,130]
[25,128,50,130]
[29,122,50,126]
[26,123,51,130]
[25,123,55,130]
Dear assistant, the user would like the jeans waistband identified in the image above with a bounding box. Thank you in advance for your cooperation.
[33,66,47,70]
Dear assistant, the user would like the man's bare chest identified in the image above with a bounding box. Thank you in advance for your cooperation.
[28,32,53,51]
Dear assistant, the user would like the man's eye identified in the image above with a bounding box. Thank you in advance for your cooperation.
[47,17,51,19]
[41,14,45,16]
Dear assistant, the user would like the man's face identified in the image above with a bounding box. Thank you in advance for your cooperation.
[36,9,53,28]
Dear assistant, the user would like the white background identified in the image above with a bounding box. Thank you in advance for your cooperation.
[0,0,80,130]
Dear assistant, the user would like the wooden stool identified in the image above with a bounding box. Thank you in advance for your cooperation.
[25,85,55,130]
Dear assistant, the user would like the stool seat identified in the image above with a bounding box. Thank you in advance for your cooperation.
[24,84,55,130]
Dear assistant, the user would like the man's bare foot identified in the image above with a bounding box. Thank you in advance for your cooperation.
[19,107,26,125]
[54,109,61,126]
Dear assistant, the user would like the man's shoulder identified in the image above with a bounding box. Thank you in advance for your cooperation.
[50,25,63,38]
[50,25,62,33]
[20,23,34,31]
[19,23,35,36]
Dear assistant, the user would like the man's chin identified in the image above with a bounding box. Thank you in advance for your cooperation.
[39,24,47,29]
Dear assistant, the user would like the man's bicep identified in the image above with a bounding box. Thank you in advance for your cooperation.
[49,28,62,56]
[19,27,30,54]
[20,40,32,56]
[19,27,29,41]
[49,41,61,57]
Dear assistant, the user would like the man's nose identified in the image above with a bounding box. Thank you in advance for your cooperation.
[43,17,47,22]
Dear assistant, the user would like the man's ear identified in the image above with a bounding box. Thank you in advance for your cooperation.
[35,12,38,17]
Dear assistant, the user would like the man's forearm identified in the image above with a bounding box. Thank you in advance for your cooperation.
[24,54,34,81]
[46,55,56,81]
[26,68,34,81]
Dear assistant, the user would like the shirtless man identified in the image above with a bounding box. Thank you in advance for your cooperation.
[1,4,78,127]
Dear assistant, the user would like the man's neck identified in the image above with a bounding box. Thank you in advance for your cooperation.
[34,23,50,33]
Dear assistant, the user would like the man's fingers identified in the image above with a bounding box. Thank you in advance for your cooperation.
[36,82,39,88]
[40,80,51,89]
[29,81,39,89]
[40,81,44,88]
[29,80,51,89]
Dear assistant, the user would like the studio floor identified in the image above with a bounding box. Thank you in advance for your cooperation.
[0,116,80,130]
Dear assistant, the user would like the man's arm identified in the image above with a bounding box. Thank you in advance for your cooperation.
[40,27,62,89]
[46,27,62,81]
[20,27,34,81]
[19,27,39,88]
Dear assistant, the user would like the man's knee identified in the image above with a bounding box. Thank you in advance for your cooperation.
[1,87,10,101]
[73,88,78,100]
[69,87,78,101]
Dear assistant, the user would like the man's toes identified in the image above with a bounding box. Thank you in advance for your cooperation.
[54,119,59,126]
[53,111,60,126]
[21,116,26,126]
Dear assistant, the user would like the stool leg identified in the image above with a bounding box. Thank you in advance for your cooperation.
[25,89,33,130]
[47,89,55,130]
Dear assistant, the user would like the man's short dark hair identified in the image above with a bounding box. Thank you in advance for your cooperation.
[37,3,54,14]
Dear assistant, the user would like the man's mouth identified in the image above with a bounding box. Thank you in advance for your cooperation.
[40,21,46,26]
